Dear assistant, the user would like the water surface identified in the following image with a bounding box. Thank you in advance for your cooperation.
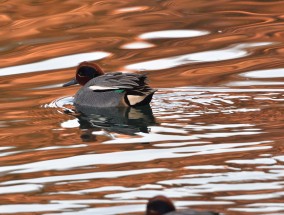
[1,0,284,214]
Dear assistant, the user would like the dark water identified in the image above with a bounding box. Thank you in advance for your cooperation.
[1,0,284,214]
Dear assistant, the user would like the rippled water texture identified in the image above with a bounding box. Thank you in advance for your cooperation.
[1,0,284,214]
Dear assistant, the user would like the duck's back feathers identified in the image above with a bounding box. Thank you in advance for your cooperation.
[84,72,156,107]
[87,72,154,94]
[74,72,156,107]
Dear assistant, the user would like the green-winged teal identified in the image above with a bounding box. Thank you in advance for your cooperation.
[63,62,156,107]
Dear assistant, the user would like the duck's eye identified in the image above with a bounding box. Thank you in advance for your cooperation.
[77,66,96,78]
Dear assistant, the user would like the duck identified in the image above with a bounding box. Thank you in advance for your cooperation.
[63,61,156,107]
[146,195,220,215]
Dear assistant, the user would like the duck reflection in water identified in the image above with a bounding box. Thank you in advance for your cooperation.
[71,104,156,141]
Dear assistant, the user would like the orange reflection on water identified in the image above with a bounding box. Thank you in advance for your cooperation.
[1,0,284,214]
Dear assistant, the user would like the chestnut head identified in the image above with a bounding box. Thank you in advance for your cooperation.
[146,195,176,215]
[63,61,104,87]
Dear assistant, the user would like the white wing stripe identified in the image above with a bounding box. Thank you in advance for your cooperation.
[89,86,119,90]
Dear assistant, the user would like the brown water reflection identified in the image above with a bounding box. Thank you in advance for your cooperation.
[1,0,284,214]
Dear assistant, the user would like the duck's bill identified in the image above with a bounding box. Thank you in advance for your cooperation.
[63,78,78,87]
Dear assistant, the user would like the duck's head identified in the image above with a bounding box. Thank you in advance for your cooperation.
[146,195,176,215]
[63,61,104,87]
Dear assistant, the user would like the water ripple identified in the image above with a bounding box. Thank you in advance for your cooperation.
[2,0,284,214]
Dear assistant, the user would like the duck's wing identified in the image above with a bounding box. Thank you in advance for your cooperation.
[87,72,156,106]
[87,72,156,95]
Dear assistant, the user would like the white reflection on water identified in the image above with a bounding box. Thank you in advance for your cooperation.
[241,68,284,78]
[258,165,284,169]
[126,43,271,71]
[0,151,19,157]
[47,204,145,215]
[49,185,148,195]
[0,184,43,194]
[159,171,284,186]
[0,52,110,76]
[217,191,284,200]
[35,144,87,151]
[185,165,231,170]
[0,141,269,175]
[126,47,246,71]
[0,146,14,151]
[47,184,163,196]
[105,181,283,199]
[226,158,276,165]
[274,156,284,162]
[105,188,200,199]
[185,123,252,130]
[104,131,263,144]
[113,6,149,14]
[231,203,284,213]
[32,83,63,90]
[121,41,154,49]
[228,81,284,86]
[0,203,85,214]
[139,30,209,39]
[171,87,284,92]
[61,119,80,128]
[52,199,146,204]
[2,168,169,185]
[177,182,282,193]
